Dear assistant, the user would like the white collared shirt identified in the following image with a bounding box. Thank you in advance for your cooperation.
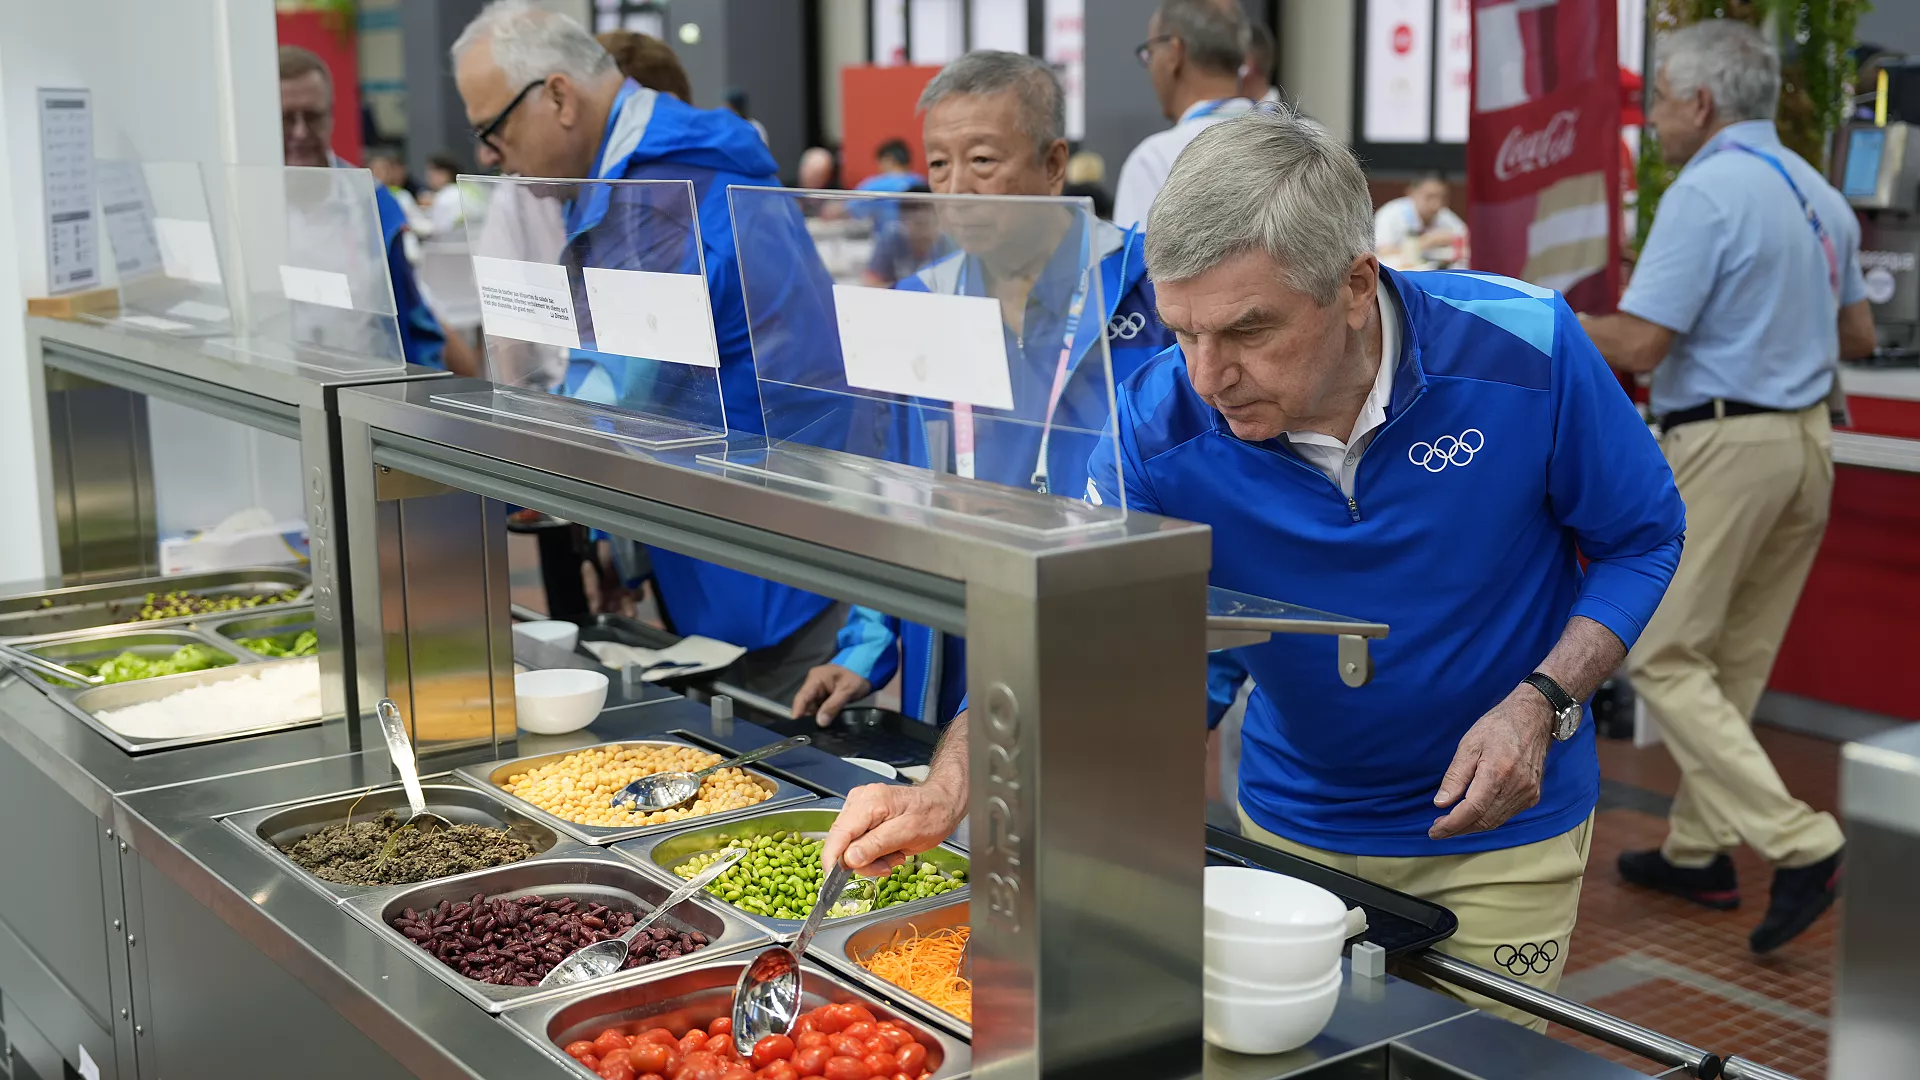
[1112,97,1257,230]
[1282,287,1401,497]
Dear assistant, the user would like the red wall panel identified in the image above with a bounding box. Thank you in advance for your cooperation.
[839,65,942,188]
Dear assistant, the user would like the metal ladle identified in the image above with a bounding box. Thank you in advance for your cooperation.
[0,644,102,686]
[611,735,812,811]
[539,846,747,988]
[375,698,452,841]
[730,860,854,1051]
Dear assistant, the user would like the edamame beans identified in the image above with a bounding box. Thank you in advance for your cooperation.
[671,831,966,921]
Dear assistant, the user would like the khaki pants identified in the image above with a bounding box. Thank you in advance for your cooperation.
[1237,807,1593,1032]
[1627,406,1845,870]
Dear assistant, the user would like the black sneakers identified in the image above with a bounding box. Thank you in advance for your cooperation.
[1617,849,1742,910]
[1749,848,1844,955]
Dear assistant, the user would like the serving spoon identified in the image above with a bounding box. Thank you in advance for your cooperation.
[539,847,746,987]
[610,735,811,811]
[731,860,855,1050]
[374,698,452,856]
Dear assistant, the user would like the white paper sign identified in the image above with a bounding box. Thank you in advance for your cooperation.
[1435,0,1472,143]
[77,1044,101,1080]
[583,267,720,369]
[167,299,230,323]
[833,284,1013,410]
[96,160,165,280]
[153,217,223,286]
[279,265,355,310]
[1364,0,1434,143]
[473,255,580,349]
[116,314,195,332]
[38,88,97,293]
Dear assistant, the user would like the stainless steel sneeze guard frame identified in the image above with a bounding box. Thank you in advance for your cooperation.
[453,736,818,846]
[337,378,1217,1080]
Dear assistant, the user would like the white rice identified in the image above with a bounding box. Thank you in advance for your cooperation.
[93,658,323,740]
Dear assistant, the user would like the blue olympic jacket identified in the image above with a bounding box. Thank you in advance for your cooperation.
[563,80,834,651]
[1091,268,1685,856]
[827,217,1172,723]
[373,185,446,369]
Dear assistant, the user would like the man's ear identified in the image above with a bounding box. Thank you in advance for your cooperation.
[1346,254,1379,332]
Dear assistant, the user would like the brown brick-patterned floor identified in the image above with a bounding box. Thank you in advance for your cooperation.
[1550,730,1843,1078]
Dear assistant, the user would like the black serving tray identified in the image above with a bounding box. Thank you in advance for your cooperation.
[1204,825,1456,957]
[759,707,939,768]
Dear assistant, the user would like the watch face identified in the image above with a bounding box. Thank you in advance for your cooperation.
[1554,704,1582,740]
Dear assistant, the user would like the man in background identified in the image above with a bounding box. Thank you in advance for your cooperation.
[725,88,769,145]
[1114,0,1253,229]
[422,153,466,237]
[852,138,925,234]
[1374,173,1468,270]
[1239,20,1282,104]
[279,46,471,375]
[451,0,843,699]
[1580,20,1876,954]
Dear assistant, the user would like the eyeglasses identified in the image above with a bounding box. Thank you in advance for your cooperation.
[472,79,548,155]
[283,108,331,135]
[1134,34,1174,66]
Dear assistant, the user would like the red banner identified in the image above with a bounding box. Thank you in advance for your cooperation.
[1467,0,1621,313]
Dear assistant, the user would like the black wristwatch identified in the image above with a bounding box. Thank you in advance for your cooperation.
[1524,672,1582,742]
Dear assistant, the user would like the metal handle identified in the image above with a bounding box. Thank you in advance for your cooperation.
[1719,1058,1804,1080]
[1405,950,1726,1078]
[695,735,811,779]
[0,644,100,686]
[621,847,746,946]
[790,861,851,960]
[375,699,429,821]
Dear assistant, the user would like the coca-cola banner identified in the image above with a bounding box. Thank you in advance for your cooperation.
[1468,0,1621,313]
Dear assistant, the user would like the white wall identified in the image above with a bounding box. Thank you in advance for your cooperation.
[0,0,281,581]
[820,0,869,147]
[1281,0,1356,142]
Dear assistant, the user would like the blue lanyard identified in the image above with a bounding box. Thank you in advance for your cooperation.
[1718,142,1841,298]
[1183,97,1251,123]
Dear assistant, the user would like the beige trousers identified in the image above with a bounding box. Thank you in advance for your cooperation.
[1627,405,1845,870]
[1237,807,1593,1032]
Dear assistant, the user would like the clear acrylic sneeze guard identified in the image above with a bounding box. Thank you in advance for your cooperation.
[201,164,408,376]
[83,160,233,338]
[433,175,727,448]
[715,187,1127,536]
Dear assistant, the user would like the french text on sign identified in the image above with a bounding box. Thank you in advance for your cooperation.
[832,284,1015,411]
[473,255,581,349]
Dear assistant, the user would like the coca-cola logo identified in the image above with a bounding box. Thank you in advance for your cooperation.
[1495,110,1580,181]
[1392,24,1414,54]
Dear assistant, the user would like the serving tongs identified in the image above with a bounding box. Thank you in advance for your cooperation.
[373,698,453,868]
[0,643,103,686]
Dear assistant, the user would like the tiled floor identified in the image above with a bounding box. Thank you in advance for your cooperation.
[1549,728,1844,1078]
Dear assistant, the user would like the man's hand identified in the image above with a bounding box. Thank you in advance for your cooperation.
[789,664,873,728]
[822,779,966,876]
[1430,685,1553,839]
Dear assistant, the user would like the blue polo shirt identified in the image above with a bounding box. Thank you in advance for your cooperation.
[1622,120,1868,417]
[1093,269,1685,856]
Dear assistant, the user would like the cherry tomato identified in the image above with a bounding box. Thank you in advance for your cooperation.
[599,1060,636,1080]
[751,1034,797,1070]
[659,1050,684,1079]
[861,1053,896,1077]
[795,1032,829,1051]
[597,1031,634,1058]
[893,1073,914,1080]
[638,1029,680,1049]
[720,1067,756,1080]
[894,1042,927,1076]
[757,1062,799,1080]
[708,1016,733,1036]
[828,1035,866,1059]
[862,1038,892,1059]
[842,1006,877,1027]
[792,1045,832,1077]
[582,1056,600,1073]
[793,1016,817,1037]
[568,1040,599,1061]
[640,1075,666,1080]
[844,1022,876,1042]
[812,1006,852,1034]
[629,1043,673,1075]
[872,1029,910,1052]
[707,1034,739,1059]
[679,1051,727,1080]
[821,1057,872,1080]
[682,1032,713,1056]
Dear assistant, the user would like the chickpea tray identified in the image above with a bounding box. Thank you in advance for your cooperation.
[455,737,816,846]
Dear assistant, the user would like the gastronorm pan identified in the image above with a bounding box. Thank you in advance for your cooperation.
[809,895,972,1038]
[0,567,309,640]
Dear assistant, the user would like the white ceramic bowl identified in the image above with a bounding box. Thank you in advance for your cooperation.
[1203,966,1342,1055]
[512,619,580,653]
[842,757,898,779]
[1204,924,1347,987]
[1205,866,1348,939]
[1204,953,1342,997]
[514,668,608,734]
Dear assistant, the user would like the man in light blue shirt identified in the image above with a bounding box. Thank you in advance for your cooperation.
[1581,20,1877,956]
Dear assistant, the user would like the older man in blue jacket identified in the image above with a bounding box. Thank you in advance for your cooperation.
[789,51,1175,727]
[452,2,842,695]
[824,110,1686,1027]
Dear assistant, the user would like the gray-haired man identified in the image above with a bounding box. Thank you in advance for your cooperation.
[1114,0,1254,229]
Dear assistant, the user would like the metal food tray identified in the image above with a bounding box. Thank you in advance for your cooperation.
[339,847,769,1014]
[453,736,817,846]
[809,896,971,1039]
[10,626,255,692]
[203,607,320,655]
[0,566,309,640]
[614,800,971,935]
[221,780,576,903]
[1205,825,1457,956]
[502,958,970,1080]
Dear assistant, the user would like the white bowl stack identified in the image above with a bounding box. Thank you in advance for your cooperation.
[1203,866,1348,1055]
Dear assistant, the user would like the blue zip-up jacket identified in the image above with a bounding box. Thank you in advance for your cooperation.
[564,80,833,650]
[828,217,1172,722]
[1091,269,1685,855]
[372,180,446,369]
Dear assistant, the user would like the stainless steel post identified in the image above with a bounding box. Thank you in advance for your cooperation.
[1832,727,1920,1077]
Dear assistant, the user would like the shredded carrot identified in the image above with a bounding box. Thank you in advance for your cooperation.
[857,925,972,1023]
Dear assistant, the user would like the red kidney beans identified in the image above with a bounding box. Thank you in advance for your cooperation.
[389,894,709,986]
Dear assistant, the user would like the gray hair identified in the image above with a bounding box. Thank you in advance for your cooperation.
[1657,20,1779,123]
[917,51,1065,158]
[1158,0,1250,77]
[451,0,616,85]
[1146,108,1374,304]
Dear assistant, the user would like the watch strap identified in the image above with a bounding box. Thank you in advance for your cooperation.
[1524,672,1577,713]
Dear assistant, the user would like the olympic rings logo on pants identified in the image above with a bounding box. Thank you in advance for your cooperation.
[1408,428,1485,472]
[1493,940,1559,976]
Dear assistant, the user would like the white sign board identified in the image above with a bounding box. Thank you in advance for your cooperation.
[1364,0,1434,143]
[473,255,581,349]
[38,88,97,294]
[833,284,1014,410]
[279,265,356,310]
[153,217,224,286]
[583,267,721,368]
[1436,0,1472,143]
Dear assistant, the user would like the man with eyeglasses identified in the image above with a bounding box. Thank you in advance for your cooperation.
[279,46,469,375]
[450,0,846,701]
[1113,0,1256,230]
